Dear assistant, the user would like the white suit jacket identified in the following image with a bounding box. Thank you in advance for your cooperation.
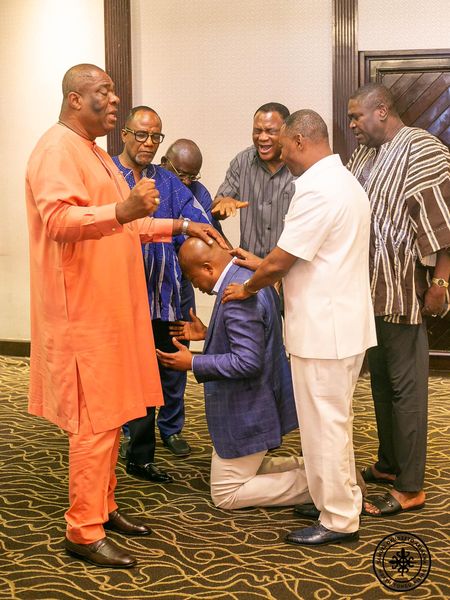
[278,154,377,359]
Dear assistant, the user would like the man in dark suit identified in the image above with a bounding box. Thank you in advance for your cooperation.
[156,238,311,509]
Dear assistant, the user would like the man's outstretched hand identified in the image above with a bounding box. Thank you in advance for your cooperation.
[212,197,249,219]
[168,308,207,341]
[156,337,193,371]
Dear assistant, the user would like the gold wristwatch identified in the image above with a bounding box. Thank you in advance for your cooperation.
[243,279,258,295]
[431,277,449,288]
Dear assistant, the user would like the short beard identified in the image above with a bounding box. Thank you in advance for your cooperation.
[135,152,154,167]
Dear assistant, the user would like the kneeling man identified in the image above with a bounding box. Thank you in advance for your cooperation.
[156,238,311,510]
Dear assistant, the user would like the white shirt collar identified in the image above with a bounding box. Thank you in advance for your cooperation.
[294,154,343,190]
[212,260,235,295]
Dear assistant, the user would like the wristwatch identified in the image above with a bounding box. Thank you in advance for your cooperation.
[181,218,189,235]
[243,279,258,295]
[431,277,449,288]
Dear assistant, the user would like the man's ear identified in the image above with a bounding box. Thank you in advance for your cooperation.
[120,128,128,143]
[202,261,214,275]
[295,133,304,150]
[377,102,388,121]
[67,91,82,111]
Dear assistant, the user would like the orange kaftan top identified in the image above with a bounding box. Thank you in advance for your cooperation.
[26,124,171,433]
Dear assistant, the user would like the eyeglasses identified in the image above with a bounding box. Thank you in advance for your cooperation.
[165,156,201,182]
[123,127,165,144]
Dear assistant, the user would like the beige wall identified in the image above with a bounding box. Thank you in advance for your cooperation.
[1,0,450,341]
[359,0,450,50]
[0,0,105,341]
[131,0,333,330]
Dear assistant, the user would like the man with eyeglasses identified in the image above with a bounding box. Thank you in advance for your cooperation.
[161,139,202,184]
[213,102,295,258]
[112,107,212,479]
[161,139,223,235]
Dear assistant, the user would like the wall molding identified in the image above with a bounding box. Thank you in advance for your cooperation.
[104,0,132,157]
[0,341,207,360]
[332,0,359,162]
[0,340,30,357]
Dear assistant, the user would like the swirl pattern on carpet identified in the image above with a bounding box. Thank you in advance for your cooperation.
[0,355,449,599]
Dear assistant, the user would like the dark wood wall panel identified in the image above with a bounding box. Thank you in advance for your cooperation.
[332,0,358,162]
[415,84,449,130]
[403,76,449,124]
[388,73,422,98]
[393,73,441,114]
[104,0,132,156]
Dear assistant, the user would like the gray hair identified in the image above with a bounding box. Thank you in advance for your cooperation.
[284,109,329,142]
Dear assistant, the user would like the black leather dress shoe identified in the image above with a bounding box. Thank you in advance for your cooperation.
[285,523,359,546]
[126,461,173,483]
[293,503,320,519]
[104,510,152,536]
[65,536,136,568]
[162,434,191,457]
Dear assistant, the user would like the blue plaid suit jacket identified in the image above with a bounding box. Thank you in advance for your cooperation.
[193,264,298,459]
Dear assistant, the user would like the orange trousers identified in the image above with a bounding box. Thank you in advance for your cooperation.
[65,375,121,544]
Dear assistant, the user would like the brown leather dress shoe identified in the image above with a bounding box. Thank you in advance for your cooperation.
[104,510,152,536]
[64,537,136,568]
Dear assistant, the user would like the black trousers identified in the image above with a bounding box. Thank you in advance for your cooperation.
[368,318,428,492]
[126,278,194,465]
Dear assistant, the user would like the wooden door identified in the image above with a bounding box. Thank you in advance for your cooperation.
[360,50,450,368]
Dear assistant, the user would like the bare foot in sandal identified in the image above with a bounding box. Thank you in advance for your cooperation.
[390,489,426,509]
[363,489,426,516]
[371,465,396,481]
[361,464,396,483]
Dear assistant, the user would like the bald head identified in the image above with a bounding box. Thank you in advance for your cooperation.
[284,109,329,142]
[59,64,118,140]
[179,238,229,272]
[62,64,106,98]
[168,139,202,164]
[279,109,332,176]
[162,139,203,184]
[178,239,231,294]
[125,105,161,128]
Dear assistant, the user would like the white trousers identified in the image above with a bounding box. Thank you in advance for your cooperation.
[290,353,364,533]
[210,448,311,510]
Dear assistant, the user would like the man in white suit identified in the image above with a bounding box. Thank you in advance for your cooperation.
[223,109,376,546]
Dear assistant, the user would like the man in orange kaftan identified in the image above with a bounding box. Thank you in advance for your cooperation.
[25,64,223,568]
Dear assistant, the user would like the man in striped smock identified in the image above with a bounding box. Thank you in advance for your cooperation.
[347,83,450,517]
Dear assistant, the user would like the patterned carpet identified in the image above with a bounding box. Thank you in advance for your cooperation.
[0,355,449,600]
